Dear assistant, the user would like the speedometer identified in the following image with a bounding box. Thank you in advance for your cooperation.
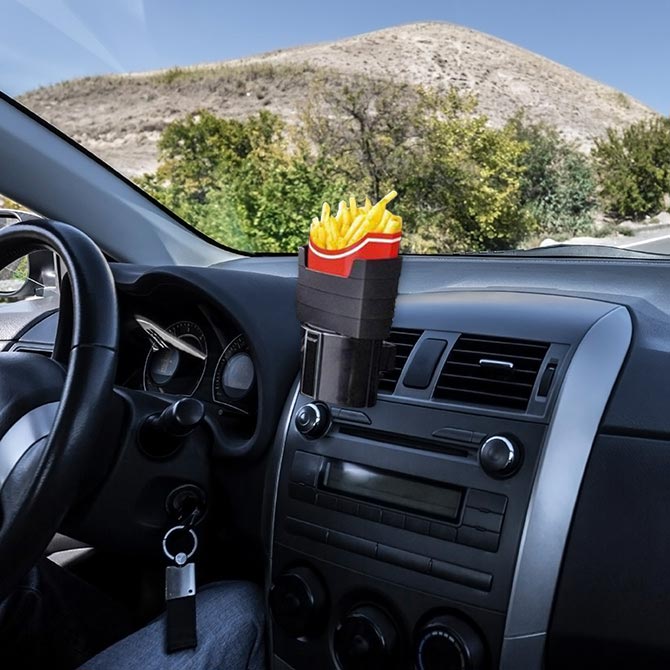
[212,334,255,410]
[143,320,208,395]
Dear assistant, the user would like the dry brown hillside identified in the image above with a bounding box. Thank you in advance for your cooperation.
[19,22,656,176]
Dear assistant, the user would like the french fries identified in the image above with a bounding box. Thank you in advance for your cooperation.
[309,191,402,250]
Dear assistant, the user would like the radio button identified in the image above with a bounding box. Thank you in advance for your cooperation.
[329,530,377,558]
[288,483,316,504]
[285,517,329,544]
[405,517,430,535]
[377,544,431,573]
[290,451,322,487]
[467,490,508,514]
[315,493,338,510]
[430,559,493,592]
[457,526,500,552]
[463,508,504,533]
[337,498,359,516]
[357,504,382,522]
[381,510,405,528]
[429,522,457,542]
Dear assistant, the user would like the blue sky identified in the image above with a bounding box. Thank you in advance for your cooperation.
[1,0,668,113]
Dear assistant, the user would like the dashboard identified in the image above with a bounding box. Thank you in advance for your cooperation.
[7,253,670,669]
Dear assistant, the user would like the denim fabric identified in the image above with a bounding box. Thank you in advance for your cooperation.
[78,581,266,670]
[0,558,134,670]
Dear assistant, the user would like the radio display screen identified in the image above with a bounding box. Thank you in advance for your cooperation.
[321,459,462,521]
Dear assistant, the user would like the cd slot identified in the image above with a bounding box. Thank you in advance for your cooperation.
[337,425,473,459]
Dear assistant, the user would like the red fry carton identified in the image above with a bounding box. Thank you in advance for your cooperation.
[307,231,402,278]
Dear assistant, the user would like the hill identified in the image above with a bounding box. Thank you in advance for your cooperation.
[18,22,657,176]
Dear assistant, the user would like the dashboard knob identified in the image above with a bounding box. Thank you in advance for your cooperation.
[269,566,327,637]
[334,605,399,670]
[295,402,330,439]
[479,435,520,477]
[416,614,486,670]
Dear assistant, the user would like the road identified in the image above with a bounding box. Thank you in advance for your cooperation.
[618,229,670,254]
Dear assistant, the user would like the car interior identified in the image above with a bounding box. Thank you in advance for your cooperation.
[1,85,670,670]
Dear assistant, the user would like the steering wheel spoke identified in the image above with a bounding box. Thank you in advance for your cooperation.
[0,402,58,492]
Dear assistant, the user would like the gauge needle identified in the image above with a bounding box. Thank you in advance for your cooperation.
[134,315,207,361]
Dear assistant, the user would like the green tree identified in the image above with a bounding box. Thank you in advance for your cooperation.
[302,77,418,203]
[304,83,532,253]
[399,91,532,253]
[593,117,670,219]
[141,85,536,254]
[138,110,344,252]
[510,117,597,238]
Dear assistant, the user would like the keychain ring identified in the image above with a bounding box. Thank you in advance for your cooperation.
[162,525,198,562]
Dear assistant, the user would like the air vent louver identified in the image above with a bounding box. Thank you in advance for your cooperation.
[433,334,550,411]
[378,328,423,393]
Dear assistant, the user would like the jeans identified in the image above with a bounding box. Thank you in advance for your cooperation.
[78,581,266,670]
[0,560,266,670]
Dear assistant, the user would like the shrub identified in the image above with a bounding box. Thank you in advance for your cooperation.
[510,117,598,238]
[400,91,532,252]
[137,110,346,252]
[592,117,670,219]
[303,83,533,253]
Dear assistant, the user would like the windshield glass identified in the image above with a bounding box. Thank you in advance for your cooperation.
[2,1,669,256]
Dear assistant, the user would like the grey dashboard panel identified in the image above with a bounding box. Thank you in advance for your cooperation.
[0,299,57,348]
[393,290,616,343]
[6,309,58,346]
[500,305,632,668]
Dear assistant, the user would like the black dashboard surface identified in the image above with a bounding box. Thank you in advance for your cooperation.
[9,254,670,668]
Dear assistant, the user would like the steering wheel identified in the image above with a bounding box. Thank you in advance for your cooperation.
[0,220,117,600]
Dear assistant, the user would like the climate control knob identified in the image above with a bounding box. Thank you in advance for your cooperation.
[334,605,399,670]
[269,566,327,637]
[416,614,486,670]
[479,435,520,477]
[294,402,330,439]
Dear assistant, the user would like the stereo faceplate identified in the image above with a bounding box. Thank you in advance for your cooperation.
[271,395,546,669]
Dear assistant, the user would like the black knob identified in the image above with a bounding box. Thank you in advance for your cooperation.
[295,402,330,439]
[140,398,206,459]
[334,605,399,670]
[416,614,486,670]
[479,435,520,477]
[270,566,327,637]
[149,398,205,437]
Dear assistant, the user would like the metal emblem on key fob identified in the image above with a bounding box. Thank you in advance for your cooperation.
[163,525,199,652]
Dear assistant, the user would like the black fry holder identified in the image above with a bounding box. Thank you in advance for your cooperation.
[296,247,401,407]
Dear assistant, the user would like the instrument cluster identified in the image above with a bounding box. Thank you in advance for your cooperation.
[117,303,257,419]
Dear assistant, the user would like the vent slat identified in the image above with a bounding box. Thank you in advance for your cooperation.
[438,375,535,391]
[378,328,423,394]
[433,334,549,411]
[444,361,537,381]
[450,349,545,363]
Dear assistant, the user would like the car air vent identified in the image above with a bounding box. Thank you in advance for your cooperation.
[433,334,550,411]
[378,328,423,393]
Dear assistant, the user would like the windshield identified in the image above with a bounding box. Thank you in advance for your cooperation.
[2,1,669,256]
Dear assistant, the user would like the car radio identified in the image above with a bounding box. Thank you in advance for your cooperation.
[270,393,548,670]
